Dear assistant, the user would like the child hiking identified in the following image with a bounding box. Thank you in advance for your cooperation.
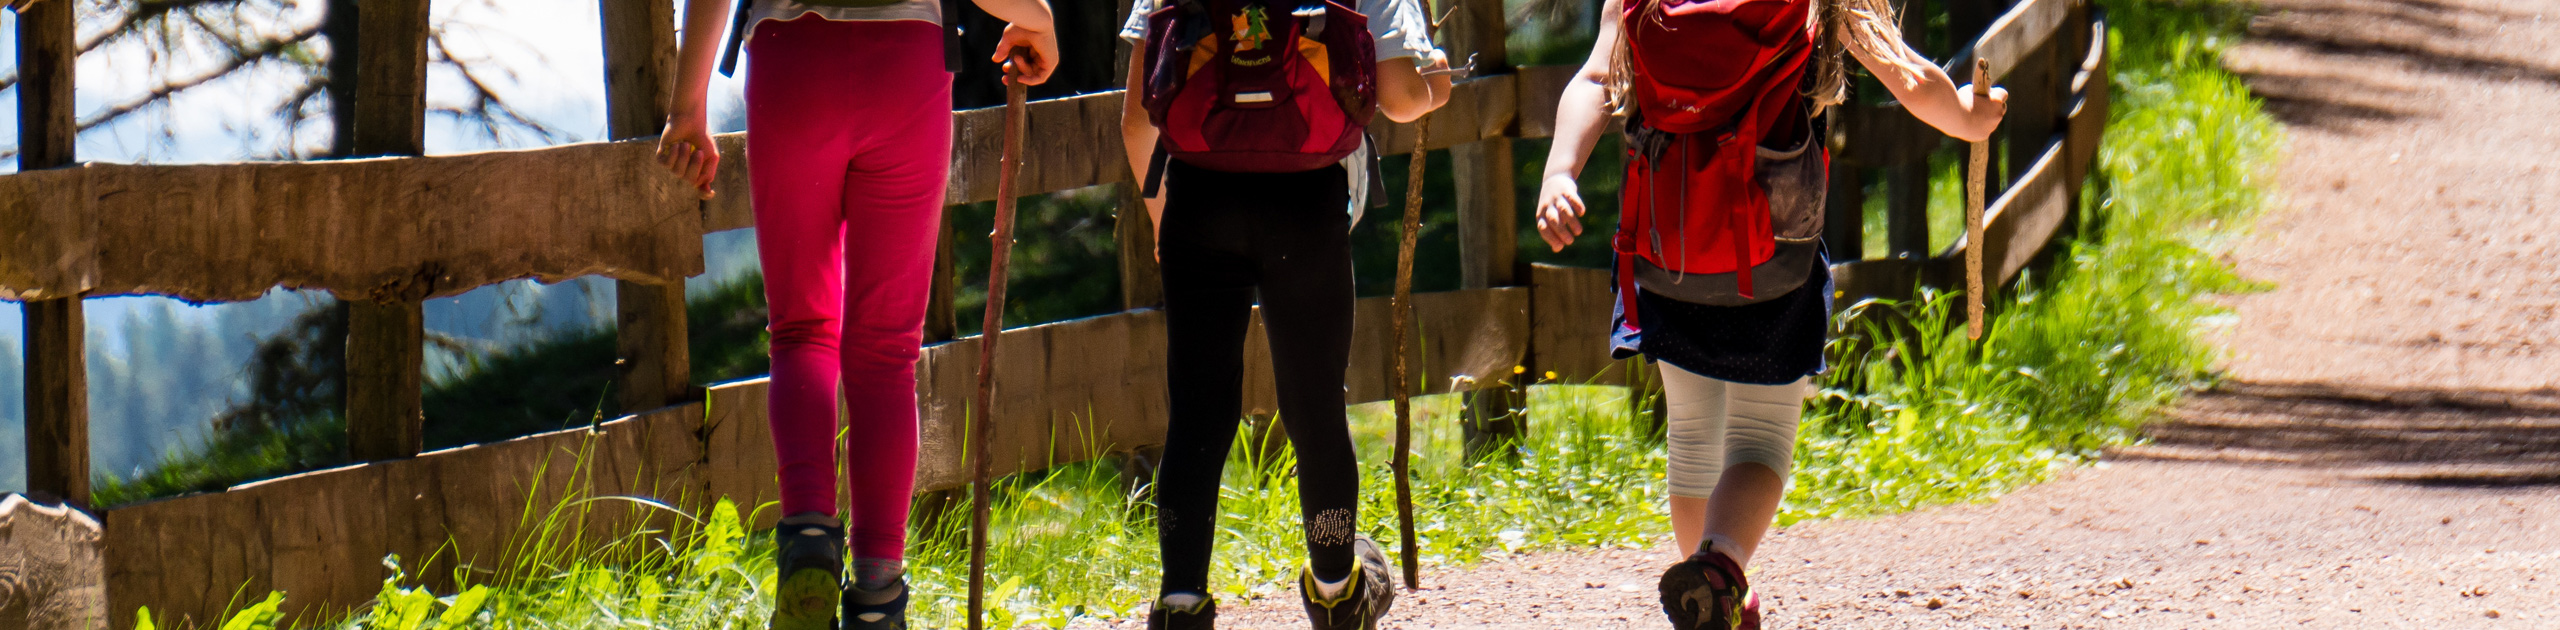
[1533,0,2005,628]
[653,0,1056,626]
[1117,0,1453,626]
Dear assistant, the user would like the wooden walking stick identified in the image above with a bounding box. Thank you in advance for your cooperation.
[1389,114,1430,591]
[1390,2,1471,593]
[1965,58,1992,341]
[968,54,1032,630]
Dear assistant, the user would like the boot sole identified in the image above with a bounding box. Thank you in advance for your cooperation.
[1656,560,1729,630]
[772,567,839,630]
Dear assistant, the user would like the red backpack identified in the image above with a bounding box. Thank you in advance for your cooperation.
[1138,0,1379,197]
[1615,0,1827,308]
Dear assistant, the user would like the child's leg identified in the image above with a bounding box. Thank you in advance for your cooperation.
[1700,377,1806,566]
[745,17,866,522]
[1153,163,1263,598]
[1245,168,1359,583]
[1660,364,1729,557]
[831,20,954,573]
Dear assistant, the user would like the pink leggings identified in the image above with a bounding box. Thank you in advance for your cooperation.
[745,15,950,560]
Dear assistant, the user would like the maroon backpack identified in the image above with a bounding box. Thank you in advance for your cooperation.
[1138,0,1379,197]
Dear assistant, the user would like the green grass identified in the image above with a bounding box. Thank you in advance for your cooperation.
[134,0,2276,626]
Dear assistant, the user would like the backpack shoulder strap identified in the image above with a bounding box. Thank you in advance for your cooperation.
[1293,1,1327,39]
[1141,140,1173,199]
[718,0,755,77]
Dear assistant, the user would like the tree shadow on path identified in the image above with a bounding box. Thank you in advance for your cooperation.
[2118,381,2560,487]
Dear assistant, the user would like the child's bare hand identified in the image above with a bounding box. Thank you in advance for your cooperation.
[656,110,719,200]
[1535,173,1587,252]
[1953,85,2009,142]
[994,24,1058,85]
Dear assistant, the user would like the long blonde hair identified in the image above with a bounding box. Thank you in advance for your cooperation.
[1605,0,1913,116]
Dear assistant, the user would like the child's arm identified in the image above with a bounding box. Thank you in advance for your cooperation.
[1530,0,1626,252]
[657,0,735,200]
[970,0,1060,84]
[1377,52,1455,123]
[1844,30,2007,142]
[1120,49,1166,259]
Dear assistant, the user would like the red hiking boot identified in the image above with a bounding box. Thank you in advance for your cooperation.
[1658,546,1753,630]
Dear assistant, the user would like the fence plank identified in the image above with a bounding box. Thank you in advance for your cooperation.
[1527,264,1619,384]
[0,495,105,630]
[1454,138,1518,290]
[2065,16,2111,191]
[1973,139,2071,285]
[702,132,755,232]
[700,379,784,528]
[58,145,704,303]
[1371,74,1519,153]
[1513,65,1578,139]
[1947,0,2075,88]
[0,169,92,301]
[948,91,1129,205]
[1346,289,1532,403]
[912,311,1172,492]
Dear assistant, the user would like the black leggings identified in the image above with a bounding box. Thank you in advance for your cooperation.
[1154,160,1361,595]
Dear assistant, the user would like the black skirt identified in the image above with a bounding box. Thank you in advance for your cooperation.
[1609,252,1832,385]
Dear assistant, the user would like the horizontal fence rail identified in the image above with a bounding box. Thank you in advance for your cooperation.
[0,0,2109,624]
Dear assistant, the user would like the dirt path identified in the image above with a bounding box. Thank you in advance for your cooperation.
[1179,1,2560,627]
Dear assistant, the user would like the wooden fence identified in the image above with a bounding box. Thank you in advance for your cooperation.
[0,0,2109,625]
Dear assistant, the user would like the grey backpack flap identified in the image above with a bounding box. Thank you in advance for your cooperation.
[1630,111,1828,307]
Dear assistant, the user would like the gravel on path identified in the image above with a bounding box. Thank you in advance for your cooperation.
[1197,459,2557,629]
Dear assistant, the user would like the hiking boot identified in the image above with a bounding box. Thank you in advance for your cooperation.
[1301,535,1395,630]
[841,576,908,630]
[1145,593,1216,630]
[771,515,844,630]
[1657,546,1750,630]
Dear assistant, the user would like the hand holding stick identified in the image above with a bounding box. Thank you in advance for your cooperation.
[1965,58,1992,341]
[968,51,1033,630]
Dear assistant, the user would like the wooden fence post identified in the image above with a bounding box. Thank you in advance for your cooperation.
[927,214,962,342]
[603,0,694,413]
[1453,138,1521,458]
[1116,183,1162,310]
[1885,0,1935,262]
[346,0,433,461]
[1822,108,1865,263]
[1452,0,1520,460]
[18,0,86,509]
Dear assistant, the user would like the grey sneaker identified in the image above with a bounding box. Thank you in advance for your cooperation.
[771,515,843,630]
[840,576,908,630]
[1145,593,1216,630]
[1301,536,1395,630]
